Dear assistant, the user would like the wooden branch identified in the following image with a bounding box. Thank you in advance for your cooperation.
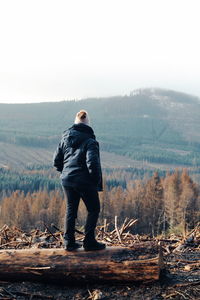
[43,223,59,241]
[0,242,164,284]
[114,216,122,243]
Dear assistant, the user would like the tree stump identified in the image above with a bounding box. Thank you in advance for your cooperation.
[0,242,164,283]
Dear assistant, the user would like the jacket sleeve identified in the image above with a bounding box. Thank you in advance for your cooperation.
[53,141,64,172]
[86,139,103,190]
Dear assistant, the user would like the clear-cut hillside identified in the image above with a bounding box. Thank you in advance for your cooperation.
[1,88,200,169]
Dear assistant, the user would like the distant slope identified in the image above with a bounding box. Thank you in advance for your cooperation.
[1,88,200,168]
[0,142,53,170]
[0,142,159,170]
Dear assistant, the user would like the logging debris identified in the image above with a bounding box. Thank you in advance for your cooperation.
[0,218,199,252]
[0,219,199,299]
[0,218,140,249]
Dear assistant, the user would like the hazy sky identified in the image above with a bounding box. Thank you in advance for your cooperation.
[0,0,200,103]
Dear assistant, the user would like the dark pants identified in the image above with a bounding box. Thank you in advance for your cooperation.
[62,186,100,243]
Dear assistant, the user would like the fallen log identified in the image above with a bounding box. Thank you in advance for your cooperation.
[0,242,164,284]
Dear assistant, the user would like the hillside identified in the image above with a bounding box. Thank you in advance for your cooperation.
[1,88,200,169]
[0,142,155,170]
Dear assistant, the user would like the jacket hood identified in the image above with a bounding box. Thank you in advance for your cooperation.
[63,123,95,148]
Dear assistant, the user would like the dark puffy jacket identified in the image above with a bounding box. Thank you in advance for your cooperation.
[53,123,103,191]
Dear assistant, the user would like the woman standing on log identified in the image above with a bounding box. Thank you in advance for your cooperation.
[53,110,105,251]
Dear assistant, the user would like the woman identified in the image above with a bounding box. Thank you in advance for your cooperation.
[53,110,105,251]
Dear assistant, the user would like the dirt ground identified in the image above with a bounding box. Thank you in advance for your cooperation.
[0,248,199,300]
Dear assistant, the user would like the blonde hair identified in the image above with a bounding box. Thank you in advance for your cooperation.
[74,110,90,125]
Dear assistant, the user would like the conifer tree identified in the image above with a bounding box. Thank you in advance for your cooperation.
[163,170,180,230]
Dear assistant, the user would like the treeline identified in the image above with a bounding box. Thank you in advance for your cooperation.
[0,190,64,230]
[100,170,200,235]
[104,167,166,189]
[0,167,60,195]
[125,149,200,166]
[0,166,165,195]
[0,169,199,235]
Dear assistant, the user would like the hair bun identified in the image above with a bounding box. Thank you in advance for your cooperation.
[74,110,89,125]
[78,110,87,120]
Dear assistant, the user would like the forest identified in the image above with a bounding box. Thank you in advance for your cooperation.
[0,168,199,236]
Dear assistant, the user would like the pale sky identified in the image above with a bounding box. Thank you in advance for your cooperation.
[0,0,200,103]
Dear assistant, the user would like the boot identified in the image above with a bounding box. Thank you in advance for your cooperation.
[64,240,82,251]
[83,239,106,251]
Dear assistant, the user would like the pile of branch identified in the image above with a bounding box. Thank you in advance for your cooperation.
[0,217,140,250]
[95,216,139,246]
[172,222,200,253]
[0,218,199,252]
[0,224,62,249]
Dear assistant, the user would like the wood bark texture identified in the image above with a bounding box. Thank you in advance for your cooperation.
[0,242,164,283]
